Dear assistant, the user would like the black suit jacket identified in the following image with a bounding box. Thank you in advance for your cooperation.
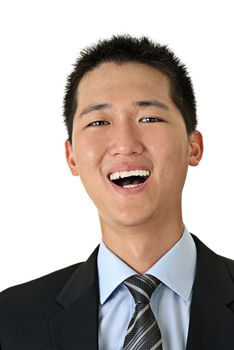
[0,235,234,350]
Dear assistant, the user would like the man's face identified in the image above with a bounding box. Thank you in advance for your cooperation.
[65,62,202,231]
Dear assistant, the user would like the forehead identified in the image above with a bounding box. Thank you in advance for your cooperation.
[77,62,171,106]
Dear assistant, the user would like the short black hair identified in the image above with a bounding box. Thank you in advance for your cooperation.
[63,35,197,143]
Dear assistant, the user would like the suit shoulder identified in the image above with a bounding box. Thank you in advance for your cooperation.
[222,256,234,281]
[0,262,83,310]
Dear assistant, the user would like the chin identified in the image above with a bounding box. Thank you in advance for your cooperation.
[114,213,154,228]
[99,205,157,230]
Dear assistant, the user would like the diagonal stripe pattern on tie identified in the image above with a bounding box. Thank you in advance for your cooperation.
[123,274,163,350]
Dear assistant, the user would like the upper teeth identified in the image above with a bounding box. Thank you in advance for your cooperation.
[109,169,150,181]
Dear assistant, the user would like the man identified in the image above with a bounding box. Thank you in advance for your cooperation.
[0,35,234,350]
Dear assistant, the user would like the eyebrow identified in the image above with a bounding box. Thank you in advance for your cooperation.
[133,99,169,110]
[79,103,111,117]
[79,99,169,117]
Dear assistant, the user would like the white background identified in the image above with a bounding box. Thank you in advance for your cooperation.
[0,0,233,291]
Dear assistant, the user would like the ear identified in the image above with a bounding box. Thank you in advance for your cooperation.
[188,130,204,166]
[65,140,79,176]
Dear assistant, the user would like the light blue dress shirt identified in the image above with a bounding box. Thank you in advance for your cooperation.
[97,227,197,350]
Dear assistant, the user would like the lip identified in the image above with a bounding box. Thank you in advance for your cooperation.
[105,163,152,194]
[106,164,152,178]
[107,174,151,195]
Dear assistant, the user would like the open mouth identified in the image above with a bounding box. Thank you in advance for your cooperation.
[108,170,151,189]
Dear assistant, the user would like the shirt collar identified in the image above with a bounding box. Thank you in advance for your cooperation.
[147,227,197,302]
[97,226,197,305]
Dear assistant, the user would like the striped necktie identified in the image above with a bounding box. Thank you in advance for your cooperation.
[123,274,162,350]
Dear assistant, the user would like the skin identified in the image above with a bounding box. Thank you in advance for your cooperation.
[65,62,203,273]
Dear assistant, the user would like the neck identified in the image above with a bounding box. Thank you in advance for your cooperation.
[100,215,184,274]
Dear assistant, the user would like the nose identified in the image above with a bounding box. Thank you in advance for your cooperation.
[108,122,144,156]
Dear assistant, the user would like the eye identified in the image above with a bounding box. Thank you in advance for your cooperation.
[139,116,163,123]
[87,120,110,127]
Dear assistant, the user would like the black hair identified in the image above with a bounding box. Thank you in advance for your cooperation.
[63,35,197,143]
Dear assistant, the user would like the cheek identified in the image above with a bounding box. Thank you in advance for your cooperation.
[73,134,105,175]
[149,133,189,175]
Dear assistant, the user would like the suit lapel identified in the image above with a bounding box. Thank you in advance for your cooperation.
[49,236,234,349]
[186,235,234,349]
[50,247,100,350]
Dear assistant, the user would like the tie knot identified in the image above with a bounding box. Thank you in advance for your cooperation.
[124,274,160,304]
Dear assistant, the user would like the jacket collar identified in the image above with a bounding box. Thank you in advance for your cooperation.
[186,234,234,349]
[50,236,234,350]
[50,246,100,350]
[192,234,234,306]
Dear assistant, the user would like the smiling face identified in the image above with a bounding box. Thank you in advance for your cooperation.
[65,62,203,233]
